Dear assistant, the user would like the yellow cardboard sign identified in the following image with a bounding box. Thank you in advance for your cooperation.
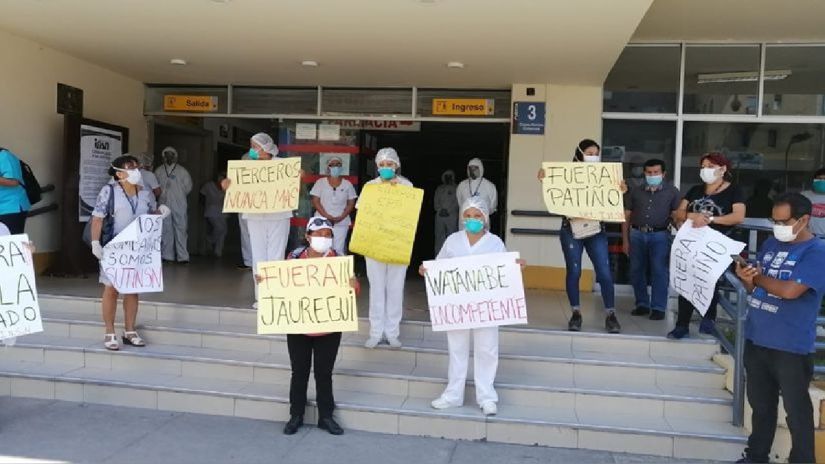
[541,162,625,222]
[349,184,424,265]
[432,98,494,116]
[257,255,358,334]
[163,95,219,112]
[223,158,301,213]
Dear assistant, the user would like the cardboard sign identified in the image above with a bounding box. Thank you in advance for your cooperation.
[349,184,424,265]
[423,252,527,331]
[223,158,301,213]
[100,215,164,294]
[0,234,42,339]
[541,162,625,222]
[257,256,358,334]
[670,220,746,315]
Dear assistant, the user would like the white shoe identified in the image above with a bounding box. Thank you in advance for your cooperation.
[387,337,402,348]
[481,401,497,416]
[431,397,459,410]
[252,302,258,310]
[364,337,380,349]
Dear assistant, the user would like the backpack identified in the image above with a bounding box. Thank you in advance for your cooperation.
[0,148,41,205]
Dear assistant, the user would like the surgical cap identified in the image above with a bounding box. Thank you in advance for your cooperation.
[375,147,400,167]
[251,132,279,156]
[461,196,490,224]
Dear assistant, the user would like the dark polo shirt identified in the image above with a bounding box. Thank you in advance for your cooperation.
[624,182,682,229]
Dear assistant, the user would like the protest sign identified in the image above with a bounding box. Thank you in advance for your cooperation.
[222,158,301,213]
[0,234,42,339]
[670,220,746,315]
[257,255,358,334]
[423,252,528,331]
[100,215,164,294]
[541,162,625,222]
[349,184,424,265]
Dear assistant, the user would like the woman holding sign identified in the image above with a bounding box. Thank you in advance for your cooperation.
[419,197,525,416]
[667,152,745,339]
[89,155,170,350]
[362,148,413,349]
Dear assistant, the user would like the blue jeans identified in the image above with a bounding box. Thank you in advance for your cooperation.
[559,226,615,311]
[629,229,671,312]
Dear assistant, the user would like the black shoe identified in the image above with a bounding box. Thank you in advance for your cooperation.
[631,306,650,316]
[605,312,621,334]
[648,311,665,321]
[666,326,689,340]
[318,417,344,435]
[178,260,189,265]
[283,415,303,435]
[237,263,251,270]
[568,311,582,332]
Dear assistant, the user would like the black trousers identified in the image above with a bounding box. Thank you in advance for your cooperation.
[676,280,720,327]
[287,332,342,419]
[0,211,27,234]
[744,341,815,463]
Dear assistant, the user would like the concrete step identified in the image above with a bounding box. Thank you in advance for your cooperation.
[3,334,734,422]
[0,359,746,461]
[39,313,728,391]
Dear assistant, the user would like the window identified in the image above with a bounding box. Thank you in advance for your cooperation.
[232,87,317,115]
[683,45,761,115]
[321,88,413,116]
[763,45,825,116]
[603,45,680,113]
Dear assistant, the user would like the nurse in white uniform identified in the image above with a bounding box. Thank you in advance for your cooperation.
[361,148,413,349]
[310,156,357,256]
[419,197,524,416]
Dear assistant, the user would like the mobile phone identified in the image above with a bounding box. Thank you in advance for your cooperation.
[730,254,750,267]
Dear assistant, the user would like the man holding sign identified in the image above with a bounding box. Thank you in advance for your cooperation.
[221,133,301,308]
[255,217,358,437]
[420,197,526,416]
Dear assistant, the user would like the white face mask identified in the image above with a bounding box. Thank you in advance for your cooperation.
[114,166,142,185]
[773,221,801,243]
[700,167,720,184]
[309,236,333,254]
[583,155,601,163]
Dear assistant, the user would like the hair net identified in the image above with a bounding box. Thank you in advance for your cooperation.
[441,169,455,183]
[327,156,343,167]
[137,152,154,167]
[251,132,279,156]
[162,146,178,161]
[460,196,490,224]
[375,147,400,167]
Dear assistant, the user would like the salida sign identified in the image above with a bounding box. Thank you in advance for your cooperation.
[163,95,219,113]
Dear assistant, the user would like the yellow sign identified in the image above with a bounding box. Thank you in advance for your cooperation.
[541,162,625,222]
[432,98,494,116]
[163,95,219,112]
[223,158,301,213]
[349,184,424,265]
[257,256,358,334]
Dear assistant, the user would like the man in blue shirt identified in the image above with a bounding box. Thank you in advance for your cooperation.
[0,147,31,234]
[735,193,825,463]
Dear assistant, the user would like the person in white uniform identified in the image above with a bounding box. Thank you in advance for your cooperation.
[90,155,170,351]
[236,151,253,269]
[155,146,192,263]
[310,156,357,256]
[361,147,413,349]
[433,169,458,255]
[456,158,498,229]
[420,197,524,416]
[137,152,161,200]
[221,133,295,307]
[200,172,228,257]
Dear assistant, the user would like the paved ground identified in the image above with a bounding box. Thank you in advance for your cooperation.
[0,398,729,464]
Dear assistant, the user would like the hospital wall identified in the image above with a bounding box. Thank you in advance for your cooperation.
[506,83,603,291]
[0,27,147,263]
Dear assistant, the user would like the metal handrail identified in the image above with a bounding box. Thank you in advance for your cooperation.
[717,269,749,427]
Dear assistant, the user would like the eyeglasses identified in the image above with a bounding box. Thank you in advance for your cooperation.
[768,217,799,226]
[309,217,333,228]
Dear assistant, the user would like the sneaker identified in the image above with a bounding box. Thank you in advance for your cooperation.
[631,306,650,316]
[667,326,689,340]
[283,415,303,435]
[605,312,621,334]
[431,397,460,410]
[568,311,582,332]
[387,337,402,348]
[699,318,716,335]
[318,417,344,435]
[648,310,665,321]
[364,337,380,349]
[481,401,497,416]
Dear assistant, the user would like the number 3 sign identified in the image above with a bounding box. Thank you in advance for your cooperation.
[513,102,546,135]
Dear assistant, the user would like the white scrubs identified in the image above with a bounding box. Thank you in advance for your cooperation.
[239,215,252,266]
[200,182,228,257]
[140,169,161,196]
[155,161,193,262]
[359,175,413,340]
[310,177,358,256]
[434,230,506,407]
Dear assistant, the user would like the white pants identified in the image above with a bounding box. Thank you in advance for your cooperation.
[239,215,252,267]
[247,218,290,301]
[365,257,406,339]
[434,213,457,255]
[440,327,499,406]
[332,223,350,256]
[162,209,189,261]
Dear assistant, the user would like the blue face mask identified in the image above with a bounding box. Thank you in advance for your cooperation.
[248,148,260,160]
[646,175,663,186]
[464,218,484,234]
[814,179,825,194]
[378,167,396,180]
[329,166,343,177]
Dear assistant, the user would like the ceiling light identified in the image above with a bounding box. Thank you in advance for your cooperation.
[301,60,319,67]
[697,69,791,84]
[210,0,231,3]
[415,0,443,4]
[169,58,187,66]
[447,61,464,69]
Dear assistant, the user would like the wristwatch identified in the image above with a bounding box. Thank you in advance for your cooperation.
[708,216,715,223]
